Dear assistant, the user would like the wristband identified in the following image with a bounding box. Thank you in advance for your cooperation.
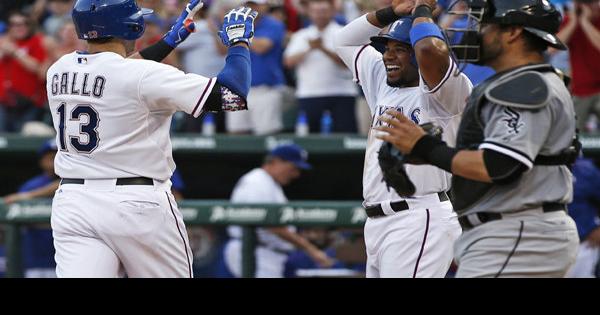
[414,4,433,19]
[409,22,444,46]
[375,6,405,26]
[138,39,174,62]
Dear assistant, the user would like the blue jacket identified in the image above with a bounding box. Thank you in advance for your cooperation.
[569,158,600,240]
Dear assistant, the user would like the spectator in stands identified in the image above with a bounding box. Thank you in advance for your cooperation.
[0,1,35,23]
[42,21,85,74]
[0,11,48,132]
[294,0,347,27]
[225,0,287,135]
[2,139,58,277]
[284,0,357,133]
[221,144,334,277]
[567,157,600,278]
[136,13,179,67]
[41,0,73,37]
[273,0,302,32]
[558,0,600,132]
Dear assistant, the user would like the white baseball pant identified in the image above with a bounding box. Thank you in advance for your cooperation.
[364,198,461,278]
[51,179,193,278]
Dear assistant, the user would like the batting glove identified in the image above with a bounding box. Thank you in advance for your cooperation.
[218,7,258,47]
[163,0,204,48]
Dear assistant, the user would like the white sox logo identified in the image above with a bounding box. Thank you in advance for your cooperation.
[502,107,524,134]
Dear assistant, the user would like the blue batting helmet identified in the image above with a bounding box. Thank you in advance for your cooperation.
[72,0,153,41]
[370,17,414,47]
[370,17,417,67]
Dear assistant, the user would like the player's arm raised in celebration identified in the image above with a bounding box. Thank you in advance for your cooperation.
[130,0,204,61]
[138,7,257,118]
[334,0,414,65]
[202,6,258,113]
[409,0,450,89]
[409,0,472,115]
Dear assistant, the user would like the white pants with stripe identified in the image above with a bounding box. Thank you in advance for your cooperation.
[51,179,193,278]
[364,198,461,278]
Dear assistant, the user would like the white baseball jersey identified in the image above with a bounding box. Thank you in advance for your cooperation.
[46,51,216,181]
[227,168,295,252]
[225,168,295,278]
[336,15,472,207]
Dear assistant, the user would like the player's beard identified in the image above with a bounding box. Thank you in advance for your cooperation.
[475,32,503,66]
[386,65,419,88]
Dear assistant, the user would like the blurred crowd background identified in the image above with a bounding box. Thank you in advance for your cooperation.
[0,0,599,278]
[1,0,598,136]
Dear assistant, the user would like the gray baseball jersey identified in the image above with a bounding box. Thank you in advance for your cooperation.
[459,66,575,215]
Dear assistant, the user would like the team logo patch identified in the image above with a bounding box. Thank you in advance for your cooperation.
[85,30,99,39]
[502,107,524,134]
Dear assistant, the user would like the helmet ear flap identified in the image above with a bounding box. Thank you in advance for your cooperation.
[124,21,145,39]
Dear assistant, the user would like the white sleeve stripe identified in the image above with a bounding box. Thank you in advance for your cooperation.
[354,45,369,84]
[427,59,455,94]
[479,143,534,169]
[192,77,216,117]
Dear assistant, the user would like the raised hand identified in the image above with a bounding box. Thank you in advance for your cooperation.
[163,0,204,48]
[579,4,592,22]
[308,37,323,50]
[219,7,259,47]
[414,0,437,9]
[391,0,416,16]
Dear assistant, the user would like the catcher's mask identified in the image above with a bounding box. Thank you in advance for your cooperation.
[445,0,566,64]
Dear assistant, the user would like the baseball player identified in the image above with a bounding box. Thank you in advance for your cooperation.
[223,144,334,278]
[378,0,580,277]
[334,0,472,277]
[46,0,257,277]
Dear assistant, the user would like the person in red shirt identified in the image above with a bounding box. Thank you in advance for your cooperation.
[558,0,600,132]
[0,11,48,132]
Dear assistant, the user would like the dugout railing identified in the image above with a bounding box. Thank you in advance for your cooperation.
[0,200,365,278]
[2,133,600,154]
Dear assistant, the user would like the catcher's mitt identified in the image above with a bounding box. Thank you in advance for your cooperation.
[378,122,443,197]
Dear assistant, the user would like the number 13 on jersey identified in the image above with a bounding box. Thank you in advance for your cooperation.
[57,102,100,153]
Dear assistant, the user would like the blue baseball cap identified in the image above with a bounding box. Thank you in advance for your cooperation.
[370,17,414,47]
[269,144,311,170]
[38,139,58,157]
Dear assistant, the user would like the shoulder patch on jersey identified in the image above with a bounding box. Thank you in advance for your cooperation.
[485,71,550,110]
